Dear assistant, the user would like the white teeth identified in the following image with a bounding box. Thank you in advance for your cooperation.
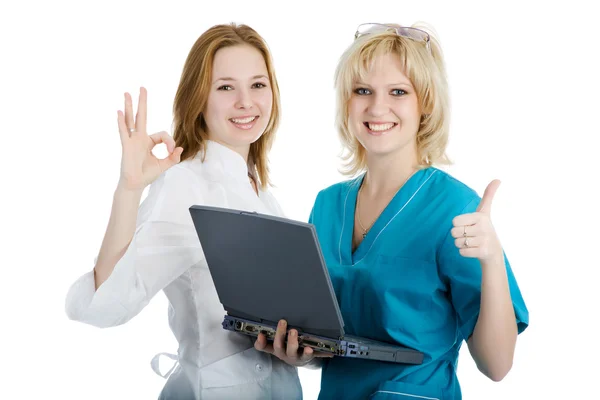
[368,122,395,132]
[231,116,257,124]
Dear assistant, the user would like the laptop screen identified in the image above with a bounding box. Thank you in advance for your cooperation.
[189,205,345,338]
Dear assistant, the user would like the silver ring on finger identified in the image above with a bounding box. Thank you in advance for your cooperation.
[463,225,467,237]
[129,128,135,133]
[464,237,470,248]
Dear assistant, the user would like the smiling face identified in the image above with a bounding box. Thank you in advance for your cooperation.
[348,52,422,162]
[204,44,273,154]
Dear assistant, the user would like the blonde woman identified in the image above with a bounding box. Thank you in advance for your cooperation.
[65,23,303,399]
[256,23,529,400]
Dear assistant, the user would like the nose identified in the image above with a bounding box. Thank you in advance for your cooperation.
[235,88,253,109]
[367,92,389,117]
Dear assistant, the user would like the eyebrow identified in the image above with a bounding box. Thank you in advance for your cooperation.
[354,81,413,87]
[213,75,269,83]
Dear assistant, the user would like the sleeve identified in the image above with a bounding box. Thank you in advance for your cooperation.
[64,167,206,328]
[437,197,529,341]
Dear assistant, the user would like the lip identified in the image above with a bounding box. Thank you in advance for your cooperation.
[229,115,259,130]
[363,121,398,136]
[230,115,259,120]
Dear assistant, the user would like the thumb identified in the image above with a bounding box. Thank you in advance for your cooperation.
[160,147,183,171]
[476,179,501,214]
[169,147,184,165]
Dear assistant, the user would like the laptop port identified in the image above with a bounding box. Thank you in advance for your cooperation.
[300,338,336,353]
[348,344,356,349]
[303,339,325,348]
[235,321,242,330]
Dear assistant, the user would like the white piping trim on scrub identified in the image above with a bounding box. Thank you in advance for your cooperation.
[370,390,440,399]
[339,177,362,264]
[352,170,437,266]
[339,189,350,264]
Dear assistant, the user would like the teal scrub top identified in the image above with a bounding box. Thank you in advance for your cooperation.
[308,167,529,400]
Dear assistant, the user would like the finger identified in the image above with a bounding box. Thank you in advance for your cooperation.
[450,224,481,239]
[124,92,135,132]
[158,147,183,172]
[298,347,334,363]
[455,236,480,249]
[298,345,315,364]
[117,111,129,142]
[272,320,288,358]
[149,131,176,153]
[302,346,334,359]
[254,333,274,354]
[452,213,481,228]
[136,87,147,134]
[286,329,300,359]
[476,179,501,214]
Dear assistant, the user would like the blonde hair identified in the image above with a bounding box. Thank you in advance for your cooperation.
[173,23,281,189]
[334,23,451,176]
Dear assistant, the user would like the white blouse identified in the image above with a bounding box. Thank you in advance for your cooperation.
[65,140,302,399]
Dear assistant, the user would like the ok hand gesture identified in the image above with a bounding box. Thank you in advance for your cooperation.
[117,87,183,191]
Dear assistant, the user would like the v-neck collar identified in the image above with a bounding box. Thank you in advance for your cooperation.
[201,140,255,183]
[339,167,438,266]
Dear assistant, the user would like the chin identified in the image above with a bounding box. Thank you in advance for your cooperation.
[360,132,417,159]
[227,129,265,147]
[360,137,396,155]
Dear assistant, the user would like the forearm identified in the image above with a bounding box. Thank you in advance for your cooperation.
[94,185,143,290]
[469,256,517,381]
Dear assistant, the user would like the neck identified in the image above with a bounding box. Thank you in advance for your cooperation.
[208,137,250,163]
[362,146,419,196]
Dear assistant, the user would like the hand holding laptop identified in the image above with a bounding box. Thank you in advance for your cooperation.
[254,319,334,367]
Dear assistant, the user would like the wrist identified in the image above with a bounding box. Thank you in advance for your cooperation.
[480,252,507,282]
[479,238,504,265]
[480,254,504,269]
[114,183,144,202]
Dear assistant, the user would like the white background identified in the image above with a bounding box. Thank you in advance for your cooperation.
[1,0,598,398]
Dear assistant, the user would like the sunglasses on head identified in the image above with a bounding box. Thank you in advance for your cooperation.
[354,23,431,52]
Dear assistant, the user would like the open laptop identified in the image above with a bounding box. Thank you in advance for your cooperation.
[188,205,424,365]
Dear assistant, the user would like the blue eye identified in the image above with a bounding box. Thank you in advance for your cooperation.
[218,85,233,91]
[391,89,407,96]
[354,88,371,95]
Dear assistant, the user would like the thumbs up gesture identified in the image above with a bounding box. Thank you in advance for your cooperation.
[451,180,503,262]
